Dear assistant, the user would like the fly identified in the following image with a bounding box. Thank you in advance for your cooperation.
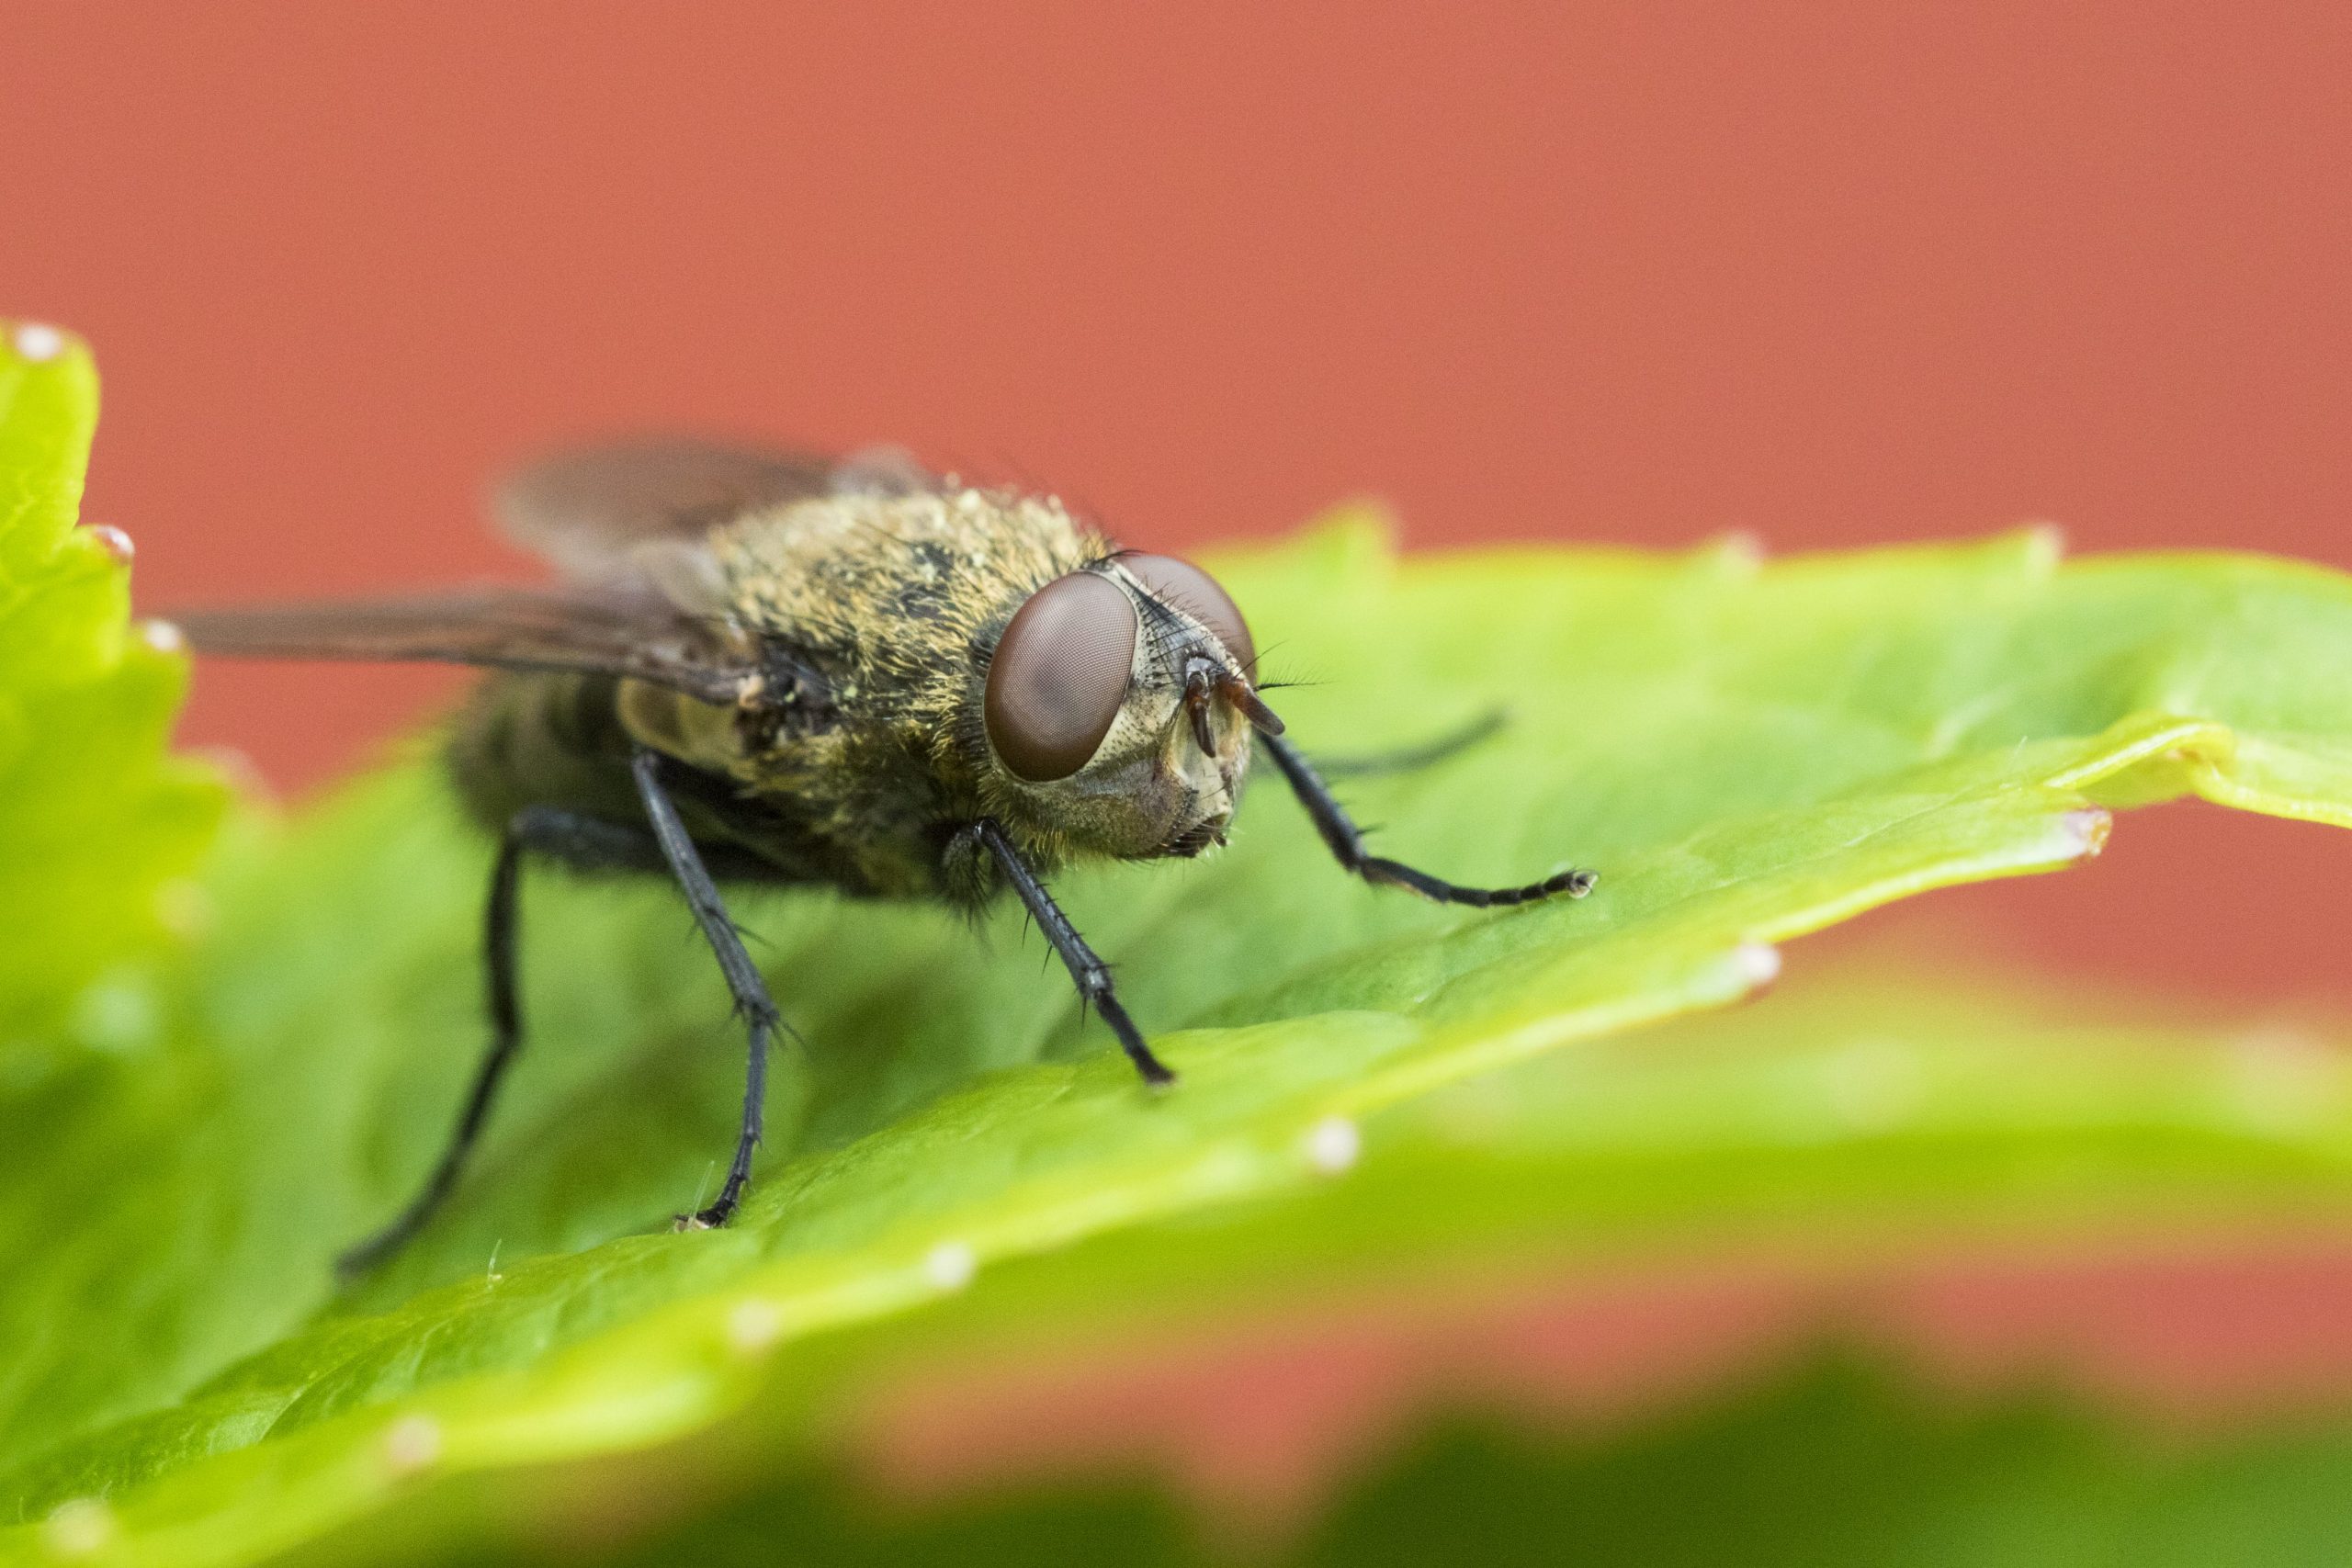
[172,440,1596,1269]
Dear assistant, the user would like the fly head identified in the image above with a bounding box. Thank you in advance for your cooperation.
[981,551,1283,860]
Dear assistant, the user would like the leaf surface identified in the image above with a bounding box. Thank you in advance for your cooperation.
[9,341,2352,1562]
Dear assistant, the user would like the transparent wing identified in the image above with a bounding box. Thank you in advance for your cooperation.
[172,586,758,706]
[489,439,842,581]
[177,437,944,702]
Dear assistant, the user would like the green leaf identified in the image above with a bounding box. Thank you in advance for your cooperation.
[0,323,224,1045]
[57,951,2352,1568]
[1282,1365,2352,1568]
[14,337,2352,1562]
[390,1359,2352,1568]
[0,324,229,1524]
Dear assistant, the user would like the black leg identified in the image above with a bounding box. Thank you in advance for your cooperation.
[340,818,530,1273]
[338,826,526,1274]
[972,819,1176,1086]
[1259,731,1597,907]
[338,805,672,1275]
[629,747,783,1230]
[1307,708,1508,780]
[509,803,674,873]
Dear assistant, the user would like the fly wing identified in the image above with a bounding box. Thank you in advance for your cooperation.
[492,438,945,581]
[177,438,937,705]
[172,586,759,706]
[491,439,841,581]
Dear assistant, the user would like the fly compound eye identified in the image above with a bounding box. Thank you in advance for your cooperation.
[985,570,1140,782]
[1115,553,1256,674]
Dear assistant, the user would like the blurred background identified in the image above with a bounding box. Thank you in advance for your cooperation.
[7,0,2352,1540]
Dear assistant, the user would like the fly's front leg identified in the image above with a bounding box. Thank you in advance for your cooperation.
[1306,708,1507,780]
[631,747,786,1230]
[1259,731,1596,907]
[968,820,1175,1086]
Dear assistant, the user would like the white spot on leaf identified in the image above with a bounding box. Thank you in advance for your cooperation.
[13,322,65,362]
[382,1415,442,1474]
[924,1240,978,1291]
[726,1297,784,1354]
[41,1498,114,1558]
[1305,1115,1361,1174]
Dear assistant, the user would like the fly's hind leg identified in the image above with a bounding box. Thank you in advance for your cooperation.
[337,806,664,1275]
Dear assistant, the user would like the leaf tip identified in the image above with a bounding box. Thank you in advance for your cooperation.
[2018,522,2068,577]
[84,523,134,564]
[1278,502,1400,579]
[2063,807,2112,860]
[1,318,96,402]
[1702,530,1769,577]
[9,321,72,365]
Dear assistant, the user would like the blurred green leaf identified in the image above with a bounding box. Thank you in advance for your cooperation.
[11,336,2352,1563]
[403,1359,2352,1568]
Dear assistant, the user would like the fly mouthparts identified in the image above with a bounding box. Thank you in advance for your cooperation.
[1221,677,1284,737]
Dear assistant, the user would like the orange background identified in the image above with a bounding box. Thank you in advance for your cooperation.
[6,1,2351,1004]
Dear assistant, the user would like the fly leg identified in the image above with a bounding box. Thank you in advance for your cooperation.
[1306,708,1508,780]
[338,806,664,1275]
[1259,731,1597,908]
[970,819,1176,1086]
[630,747,784,1231]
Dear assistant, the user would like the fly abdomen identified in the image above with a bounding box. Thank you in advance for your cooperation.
[447,670,646,838]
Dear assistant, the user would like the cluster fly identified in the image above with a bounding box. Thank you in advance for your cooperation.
[176,442,1596,1269]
